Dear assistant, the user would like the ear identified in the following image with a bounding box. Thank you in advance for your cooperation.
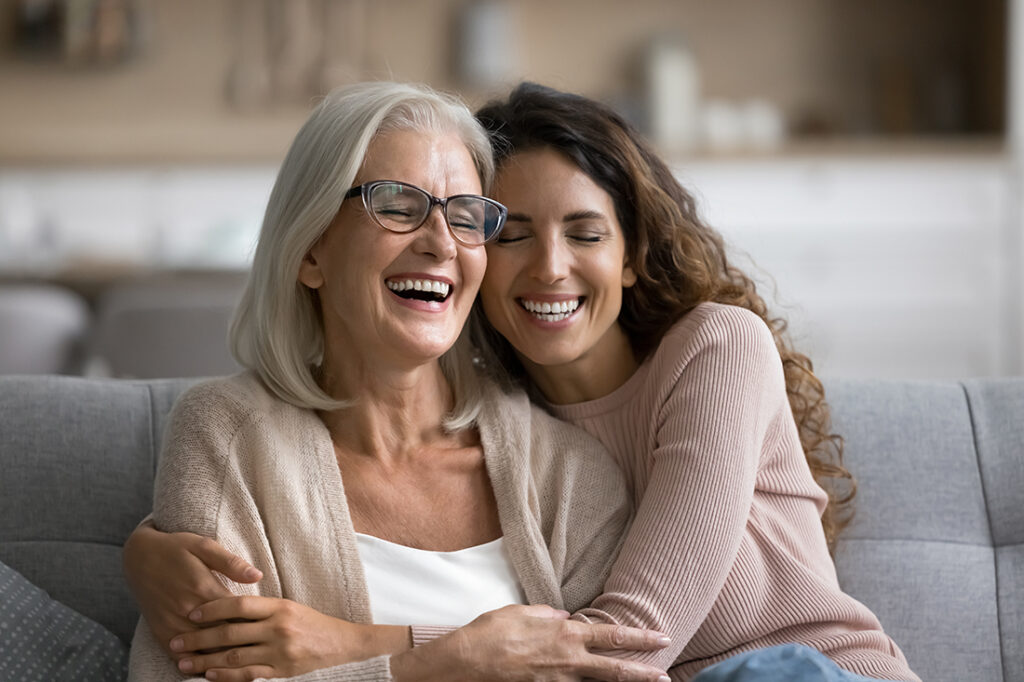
[621,263,637,288]
[297,247,325,289]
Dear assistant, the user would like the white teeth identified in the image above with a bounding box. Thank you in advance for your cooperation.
[386,279,451,298]
[520,298,580,321]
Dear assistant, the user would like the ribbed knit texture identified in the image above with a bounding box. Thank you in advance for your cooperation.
[551,303,919,682]
[128,371,631,680]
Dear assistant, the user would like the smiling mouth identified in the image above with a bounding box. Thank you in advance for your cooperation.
[386,278,452,303]
[518,297,582,322]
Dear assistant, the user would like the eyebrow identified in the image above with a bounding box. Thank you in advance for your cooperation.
[564,209,606,223]
[505,209,608,224]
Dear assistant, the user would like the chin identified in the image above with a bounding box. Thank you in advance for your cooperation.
[518,345,581,370]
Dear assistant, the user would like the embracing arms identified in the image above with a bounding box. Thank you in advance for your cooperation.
[125,376,670,681]
[123,527,670,682]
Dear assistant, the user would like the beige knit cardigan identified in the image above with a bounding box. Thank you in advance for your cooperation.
[127,371,631,681]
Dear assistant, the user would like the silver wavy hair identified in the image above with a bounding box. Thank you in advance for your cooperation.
[229,81,494,430]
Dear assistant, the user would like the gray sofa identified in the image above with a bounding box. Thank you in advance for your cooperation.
[0,375,1021,681]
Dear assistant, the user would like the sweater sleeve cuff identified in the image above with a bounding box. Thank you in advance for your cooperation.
[286,654,394,681]
[410,624,457,647]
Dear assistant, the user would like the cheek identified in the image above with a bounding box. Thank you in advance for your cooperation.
[460,249,488,296]
[480,249,517,296]
[478,268,510,327]
[596,258,628,310]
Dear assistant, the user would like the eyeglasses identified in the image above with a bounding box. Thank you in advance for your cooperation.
[343,180,508,246]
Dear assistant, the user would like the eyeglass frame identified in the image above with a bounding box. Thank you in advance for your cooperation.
[342,179,508,246]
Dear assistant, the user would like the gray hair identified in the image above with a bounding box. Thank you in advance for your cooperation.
[229,81,494,430]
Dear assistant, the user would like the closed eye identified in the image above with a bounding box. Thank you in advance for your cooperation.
[496,234,528,244]
[378,208,416,217]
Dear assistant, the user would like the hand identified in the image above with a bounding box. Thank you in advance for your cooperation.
[171,595,410,681]
[392,604,671,682]
[122,525,262,658]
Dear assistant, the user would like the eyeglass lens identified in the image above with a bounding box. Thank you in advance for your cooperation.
[367,182,502,245]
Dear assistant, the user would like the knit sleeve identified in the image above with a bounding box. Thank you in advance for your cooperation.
[551,428,632,613]
[128,380,397,682]
[572,309,781,669]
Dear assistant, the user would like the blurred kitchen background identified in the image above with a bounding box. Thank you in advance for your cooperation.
[0,0,1020,381]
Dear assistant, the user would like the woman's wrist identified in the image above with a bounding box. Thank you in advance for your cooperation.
[389,637,455,682]
[325,622,412,669]
[359,624,412,659]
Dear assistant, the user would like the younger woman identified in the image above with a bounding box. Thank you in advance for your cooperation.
[470,82,917,681]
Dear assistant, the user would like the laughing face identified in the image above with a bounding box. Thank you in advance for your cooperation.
[480,147,638,401]
[299,129,487,374]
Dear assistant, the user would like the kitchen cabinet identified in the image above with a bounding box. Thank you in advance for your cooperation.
[676,150,1017,379]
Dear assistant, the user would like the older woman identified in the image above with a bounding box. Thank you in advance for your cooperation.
[126,81,669,681]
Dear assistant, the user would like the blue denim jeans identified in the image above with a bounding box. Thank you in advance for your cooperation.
[691,644,883,682]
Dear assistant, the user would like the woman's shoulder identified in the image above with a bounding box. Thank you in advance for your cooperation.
[655,302,776,367]
[667,301,772,345]
[169,370,297,441]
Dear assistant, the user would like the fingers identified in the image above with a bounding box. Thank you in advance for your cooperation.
[171,620,266,654]
[177,644,272,675]
[189,596,277,625]
[497,603,570,620]
[189,535,263,584]
[581,623,671,652]
[578,653,671,682]
[203,665,276,682]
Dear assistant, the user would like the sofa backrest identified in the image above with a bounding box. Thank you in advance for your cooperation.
[0,375,1021,681]
[0,375,196,644]
[828,378,1023,682]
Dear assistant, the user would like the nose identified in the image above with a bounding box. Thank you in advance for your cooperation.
[413,206,458,260]
[528,235,570,284]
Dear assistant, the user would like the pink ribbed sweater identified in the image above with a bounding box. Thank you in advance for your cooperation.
[552,303,918,682]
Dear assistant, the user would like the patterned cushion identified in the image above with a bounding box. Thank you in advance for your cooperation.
[0,559,127,681]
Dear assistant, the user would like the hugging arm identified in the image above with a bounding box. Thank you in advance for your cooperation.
[126,383,668,681]
[127,532,669,682]
[571,312,779,668]
[122,520,262,660]
[127,384,400,681]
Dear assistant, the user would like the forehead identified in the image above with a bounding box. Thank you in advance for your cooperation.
[356,129,482,193]
[494,147,613,208]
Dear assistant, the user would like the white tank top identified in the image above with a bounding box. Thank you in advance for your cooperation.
[354,532,528,625]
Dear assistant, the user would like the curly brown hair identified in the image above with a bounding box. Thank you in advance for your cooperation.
[475,82,855,551]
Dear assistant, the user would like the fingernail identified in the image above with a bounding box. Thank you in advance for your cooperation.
[658,676,671,682]
[556,609,570,617]
[188,609,202,622]
[178,658,193,672]
[657,635,671,646]
[207,671,218,680]
[244,567,261,581]
[170,637,184,652]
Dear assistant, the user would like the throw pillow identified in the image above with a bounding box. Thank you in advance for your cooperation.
[0,559,127,681]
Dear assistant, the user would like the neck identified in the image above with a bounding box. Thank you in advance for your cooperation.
[520,327,639,405]
[317,356,455,461]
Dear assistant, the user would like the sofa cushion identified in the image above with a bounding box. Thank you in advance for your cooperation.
[0,558,127,681]
[827,379,1002,682]
[965,378,1024,682]
[0,375,195,644]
